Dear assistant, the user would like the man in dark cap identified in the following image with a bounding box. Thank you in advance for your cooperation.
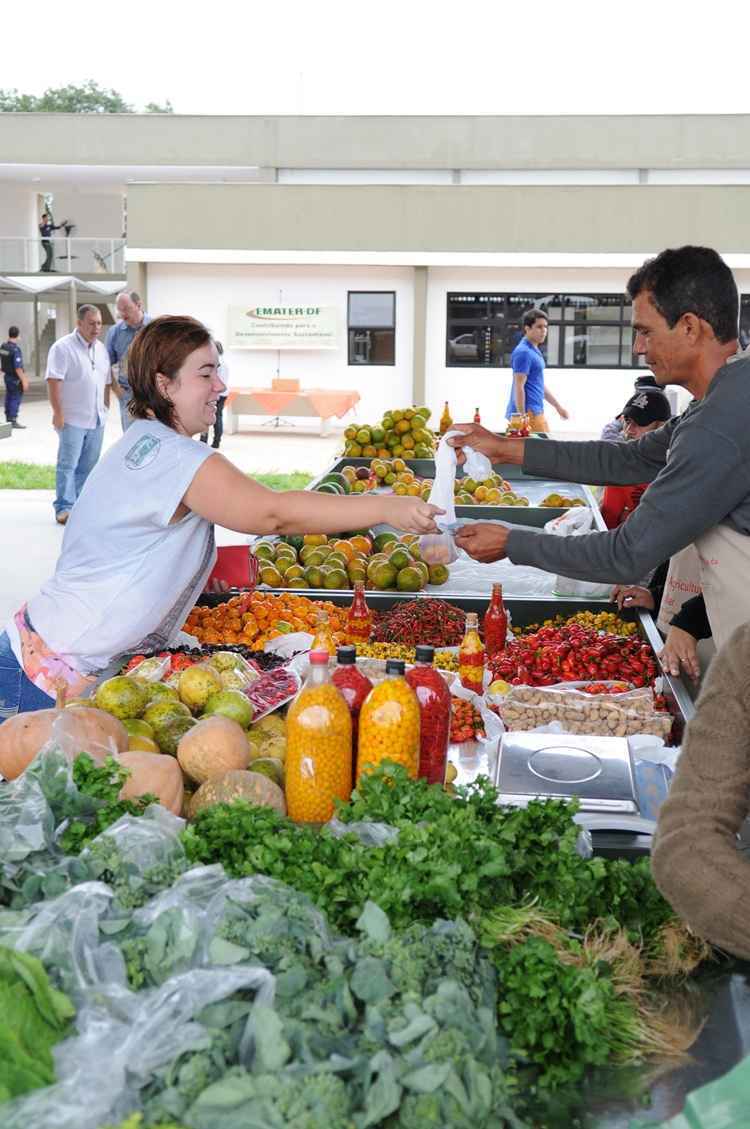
[600,388,671,528]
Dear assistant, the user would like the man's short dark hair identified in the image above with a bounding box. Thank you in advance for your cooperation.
[627,246,738,344]
[523,308,548,330]
[8,326,19,339]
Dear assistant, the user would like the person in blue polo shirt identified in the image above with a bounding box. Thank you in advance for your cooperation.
[106,290,151,431]
[506,307,568,432]
[1,326,28,429]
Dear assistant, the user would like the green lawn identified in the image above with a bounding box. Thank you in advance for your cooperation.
[0,461,312,492]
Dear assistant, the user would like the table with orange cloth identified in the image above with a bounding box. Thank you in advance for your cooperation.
[225,387,360,435]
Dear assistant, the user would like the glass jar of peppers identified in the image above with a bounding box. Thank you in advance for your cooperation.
[332,645,373,777]
[405,645,452,785]
[459,612,485,692]
[483,582,508,658]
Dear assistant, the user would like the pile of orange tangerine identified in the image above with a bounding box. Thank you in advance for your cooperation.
[183,591,350,649]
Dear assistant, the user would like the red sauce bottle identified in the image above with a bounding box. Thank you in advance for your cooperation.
[405,645,452,785]
[332,645,373,775]
[483,582,508,658]
[346,581,372,642]
[473,407,481,424]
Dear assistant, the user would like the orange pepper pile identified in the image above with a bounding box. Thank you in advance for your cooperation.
[183,591,351,649]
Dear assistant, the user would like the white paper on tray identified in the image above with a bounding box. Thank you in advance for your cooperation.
[263,632,313,658]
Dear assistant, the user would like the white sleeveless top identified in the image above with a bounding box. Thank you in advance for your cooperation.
[18,420,217,674]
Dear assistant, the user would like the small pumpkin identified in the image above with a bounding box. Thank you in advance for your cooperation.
[0,707,128,781]
[177,715,249,784]
[189,769,286,819]
[117,750,184,816]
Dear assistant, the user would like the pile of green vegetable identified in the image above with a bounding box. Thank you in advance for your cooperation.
[0,749,712,1127]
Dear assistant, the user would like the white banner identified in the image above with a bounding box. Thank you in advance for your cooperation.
[228,304,338,350]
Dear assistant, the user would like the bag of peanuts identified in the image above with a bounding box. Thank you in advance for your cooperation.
[497,688,672,740]
[503,683,656,716]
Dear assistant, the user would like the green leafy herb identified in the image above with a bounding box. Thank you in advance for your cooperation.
[0,945,74,1101]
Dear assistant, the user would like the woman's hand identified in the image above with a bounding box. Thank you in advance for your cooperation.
[381,497,444,534]
[659,626,700,682]
[611,585,655,611]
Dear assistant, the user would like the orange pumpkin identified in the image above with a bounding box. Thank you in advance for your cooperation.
[118,750,184,816]
[0,707,128,781]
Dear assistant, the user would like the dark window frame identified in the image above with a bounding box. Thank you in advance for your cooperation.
[446,291,640,370]
[347,290,396,367]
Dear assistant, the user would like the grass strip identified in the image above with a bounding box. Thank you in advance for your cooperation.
[0,461,311,492]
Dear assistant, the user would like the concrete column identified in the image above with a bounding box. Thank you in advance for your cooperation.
[126,260,148,307]
[412,266,428,406]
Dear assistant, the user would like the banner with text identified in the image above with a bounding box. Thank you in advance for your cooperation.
[228,304,338,350]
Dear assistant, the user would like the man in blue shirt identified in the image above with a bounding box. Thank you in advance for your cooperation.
[505,307,568,432]
[1,326,29,429]
[106,290,151,431]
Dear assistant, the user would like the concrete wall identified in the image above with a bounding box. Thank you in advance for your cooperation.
[47,188,123,237]
[145,262,414,423]
[127,182,750,255]
[4,113,750,169]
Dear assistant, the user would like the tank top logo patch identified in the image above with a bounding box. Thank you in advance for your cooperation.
[125,434,161,470]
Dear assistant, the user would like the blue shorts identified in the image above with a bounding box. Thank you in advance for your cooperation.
[0,630,55,719]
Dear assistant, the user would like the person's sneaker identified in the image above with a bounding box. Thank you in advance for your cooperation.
[11,422,26,429]
[55,512,69,526]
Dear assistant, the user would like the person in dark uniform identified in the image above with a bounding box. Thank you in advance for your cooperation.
[0,326,28,429]
[39,212,63,272]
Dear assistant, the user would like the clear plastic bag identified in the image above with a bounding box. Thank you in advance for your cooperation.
[498,696,673,739]
[499,682,656,714]
[126,655,171,683]
[0,965,276,1129]
[418,531,459,565]
[325,817,400,846]
[544,509,614,599]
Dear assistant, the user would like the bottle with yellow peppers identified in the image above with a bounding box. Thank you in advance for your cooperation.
[285,650,352,823]
[459,612,485,692]
[357,659,420,782]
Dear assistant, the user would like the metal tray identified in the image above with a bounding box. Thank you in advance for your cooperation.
[310,457,598,526]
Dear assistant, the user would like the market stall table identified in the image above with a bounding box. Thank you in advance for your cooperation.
[224,386,360,436]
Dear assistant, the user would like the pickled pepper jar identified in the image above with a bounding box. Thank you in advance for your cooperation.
[310,611,336,658]
[357,659,420,782]
[285,650,352,823]
[483,582,508,658]
[346,582,372,642]
[459,612,485,692]
[332,645,373,775]
[405,645,451,784]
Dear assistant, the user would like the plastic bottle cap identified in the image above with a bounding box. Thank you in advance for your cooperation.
[385,659,406,675]
[336,646,356,664]
[415,645,435,663]
[309,651,330,664]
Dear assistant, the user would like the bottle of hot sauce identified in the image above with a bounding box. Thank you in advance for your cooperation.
[473,407,482,424]
[483,582,508,658]
[332,645,373,775]
[346,581,372,642]
[310,611,336,658]
[439,401,453,435]
[459,612,485,692]
[405,645,452,785]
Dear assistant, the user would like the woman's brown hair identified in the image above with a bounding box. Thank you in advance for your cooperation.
[128,315,212,428]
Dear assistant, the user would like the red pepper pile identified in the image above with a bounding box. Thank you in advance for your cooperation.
[488,623,658,687]
[372,599,467,647]
[450,697,486,743]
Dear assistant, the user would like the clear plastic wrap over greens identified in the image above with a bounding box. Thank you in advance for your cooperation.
[0,965,276,1129]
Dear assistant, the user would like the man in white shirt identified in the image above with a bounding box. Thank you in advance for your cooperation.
[46,305,110,525]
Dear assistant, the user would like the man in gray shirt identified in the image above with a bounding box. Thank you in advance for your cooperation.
[452,246,749,649]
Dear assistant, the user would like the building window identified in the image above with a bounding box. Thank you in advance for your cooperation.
[446,292,641,369]
[740,295,750,350]
[348,291,395,365]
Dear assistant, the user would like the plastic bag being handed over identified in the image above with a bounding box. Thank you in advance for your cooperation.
[419,429,492,562]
